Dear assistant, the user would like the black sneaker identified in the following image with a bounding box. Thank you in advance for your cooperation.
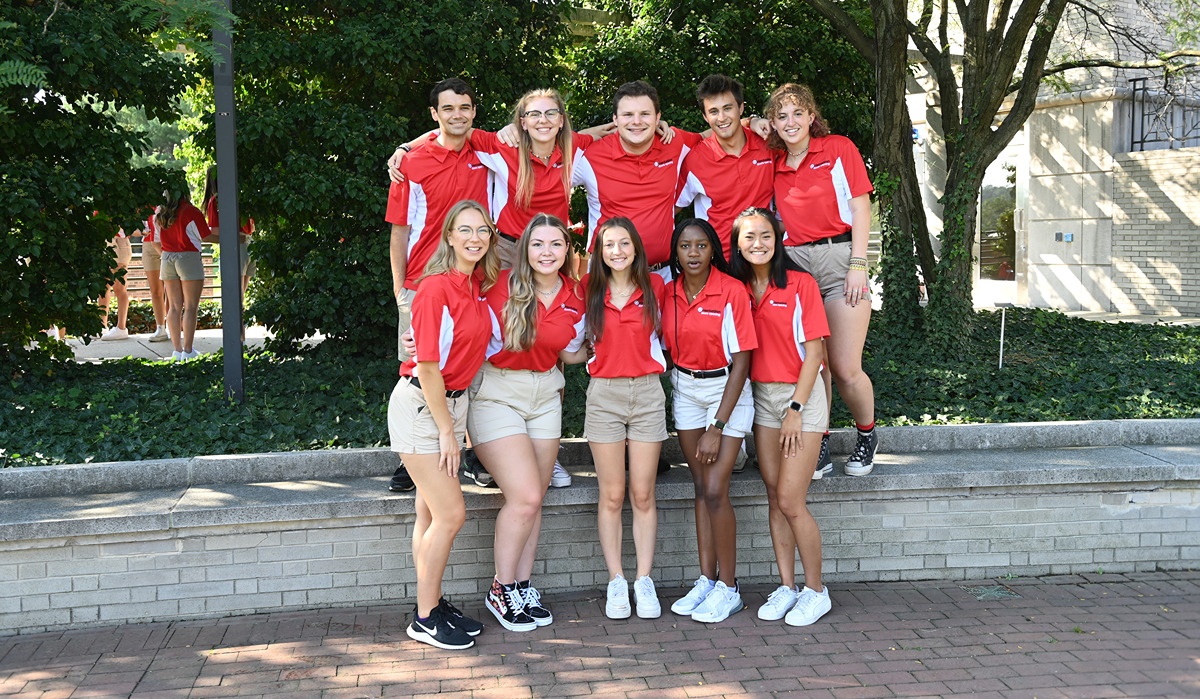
[517,580,553,626]
[657,456,671,476]
[813,435,833,480]
[845,429,879,477]
[485,578,537,632]
[388,464,415,492]
[461,449,495,488]
[407,605,474,650]
[438,597,483,636]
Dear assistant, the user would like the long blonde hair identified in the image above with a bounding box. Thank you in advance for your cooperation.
[502,213,576,352]
[513,89,574,211]
[419,200,500,291]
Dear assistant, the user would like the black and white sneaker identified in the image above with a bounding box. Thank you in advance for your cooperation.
[461,450,496,488]
[485,578,537,632]
[845,429,879,477]
[439,597,483,636]
[407,605,475,650]
[813,435,833,480]
[388,464,415,492]
[517,580,553,626]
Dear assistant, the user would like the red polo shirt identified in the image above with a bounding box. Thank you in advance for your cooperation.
[204,197,254,236]
[471,130,594,240]
[663,269,758,371]
[159,202,210,253]
[774,134,873,246]
[586,273,667,378]
[485,270,586,372]
[399,269,498,391]
[675,128,775,259]
[573,128,704,266]
[386,134,492,290]
[748,269,830,384]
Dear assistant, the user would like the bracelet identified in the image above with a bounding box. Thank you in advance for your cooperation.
[399,144,411,153]
[849,256,867,265]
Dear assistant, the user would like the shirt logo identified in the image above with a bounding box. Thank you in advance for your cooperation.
[810,160,832,170]
[769,300,789,308]
[561,304,580,315]
[633,300,644,308]
[753,159,772,166]
[696,307,721,317]
[468,163,486,170]
[654,160,675,168]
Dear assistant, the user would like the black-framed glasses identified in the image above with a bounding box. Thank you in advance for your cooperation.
[522,109,563,120]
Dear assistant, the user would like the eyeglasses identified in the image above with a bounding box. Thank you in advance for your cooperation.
[454,226,493,237]
[522,109,563,120]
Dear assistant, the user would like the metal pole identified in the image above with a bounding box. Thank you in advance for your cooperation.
[213,1,244,402]
[999,307,1007,370]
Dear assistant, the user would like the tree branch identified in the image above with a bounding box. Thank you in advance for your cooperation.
[803,0,876,65]
[1009,53,1200,93]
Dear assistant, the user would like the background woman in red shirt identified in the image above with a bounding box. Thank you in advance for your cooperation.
[155,189,217,361]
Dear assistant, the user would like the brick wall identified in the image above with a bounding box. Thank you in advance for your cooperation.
[1111,148,1200,314]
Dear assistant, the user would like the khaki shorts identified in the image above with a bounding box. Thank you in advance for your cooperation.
[396,287,415,362]
[785,240,867,302]
[160,251,205,281]
[239,235,256,278]
[142,242,162,272]
[109,236,132,268]
[670,368,754,438]
[388,377,469,454]
[752,378,829,433]
[495,235,519,270]
[467,363,565,444]
[585,374,669,444]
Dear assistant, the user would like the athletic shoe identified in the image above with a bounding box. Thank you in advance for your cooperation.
[485,578,536,632]
[170,350,183,362]
[845,430,879,477]
[550,460,571,488]
[691,581,745,623]
[732,448,748,474]
[633,575,661,619]
[182,349,201,361]
[657,456,671,476]
[605,575,631,619]
[388,464,415,492]
[757,585,800,621]
[407,605,474,650]
[147,327,170,342]
[461,450,495,488]
[784,586,832,627]
[438,597,483,636]
[517,581,552,626]
[100,326,129,341]
[670,574,715,616]
[813,434,833,480]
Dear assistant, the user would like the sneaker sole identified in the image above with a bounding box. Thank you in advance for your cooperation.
[605,601,631,619]
[670,600,704,616]
[635,605,661,619]
[406,623,474,650]
[692,601,746,623]
[528,612,553,626]
[757,602,797,621]
[388,483,416,493]
[784,601,832,627]
[549,478,571,488]
[485,601,537,632]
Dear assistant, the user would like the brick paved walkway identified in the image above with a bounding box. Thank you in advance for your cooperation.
[2,572,1196,698]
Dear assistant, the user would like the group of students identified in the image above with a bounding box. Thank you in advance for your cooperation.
[385,75,880,651]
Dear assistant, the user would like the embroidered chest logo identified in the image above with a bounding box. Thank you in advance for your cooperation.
[468,163,486,170]
[752,159,772,166]
[810,160,832,170]
[561,304,580,315]
[695,307,721,317]
[768,300,789,308]
[654,159,675,168]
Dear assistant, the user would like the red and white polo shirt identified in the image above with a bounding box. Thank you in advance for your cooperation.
[399,269,499,391]
[675,127,775,259]
[159,202,211,253]
[585,273,668,378]
[663,268,758,371]
[773,134,873,246]
[747,269,830,384]
[485,270,586,372]
[205,197,254,236]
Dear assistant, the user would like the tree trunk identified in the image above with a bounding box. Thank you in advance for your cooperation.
[925,147,987,352]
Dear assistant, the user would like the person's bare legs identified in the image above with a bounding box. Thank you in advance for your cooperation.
[591,440,629,579]
[774,431,824,592]
[180,280,203,353]
[147,270,166,330]
[475,435,547,584]
[823,299,874,426]
[626,440,661,579]
[755,424,798,590]
[164,280,184,353]
[403,452,466,618]
[513,439,559,581]
[678,429,742,586]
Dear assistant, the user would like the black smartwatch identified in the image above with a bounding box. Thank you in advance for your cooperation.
[788,400,804,413]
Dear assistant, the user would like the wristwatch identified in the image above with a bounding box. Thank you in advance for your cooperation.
[710,417,726,431]
[788,400,804,413]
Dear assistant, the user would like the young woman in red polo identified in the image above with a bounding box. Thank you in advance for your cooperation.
[388,199,499,651]
[729,207,833,628]
[661,218,757,624]
[767,83,879,478]
[155,189,217,361]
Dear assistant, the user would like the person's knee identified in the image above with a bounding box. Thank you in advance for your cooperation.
[597,489,625,514]
[628,487,655,513]
[436,503,467,532]
[777,495,809,521]
[701,483,730,513]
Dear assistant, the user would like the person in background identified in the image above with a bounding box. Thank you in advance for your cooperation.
[156,188,217,361]
[140,208,170,343]
[202,165,256,342]
[99,228,131,341]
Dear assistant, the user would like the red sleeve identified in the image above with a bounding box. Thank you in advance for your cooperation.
[672,127,704,149]
[571,131,595,151]
[205,197,218,227]
[729,283,759,352]
[410,278,449,363]
[837,137,873,198]
[385,178,411,226]
[796,273,831,341]
[469,129,500,152]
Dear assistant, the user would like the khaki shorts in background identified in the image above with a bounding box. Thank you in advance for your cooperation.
[467,363,565,444]
[585,374,669,444]
[396,287,416,362]
[141,242,162,273]
[159,250,205,281]
[495,235,519,270]
[238,235,256,278]
[752,377,829,433]
[388,377,469,454]
[110,236,132,268]
[785,240,867,303]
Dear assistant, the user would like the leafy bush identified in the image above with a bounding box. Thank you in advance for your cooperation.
[105,300,222,335]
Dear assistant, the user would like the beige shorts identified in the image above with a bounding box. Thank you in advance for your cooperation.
[109,236,132,268]
[396,287,415,362]
[160,251,205,281]
[239,235,256,278]
[467,363,565,444]
[785,240,867,302]
[751,378,829,433]
[585,374,669,444]
[142,242,162,272]
[388,377,469,455]
[495,235,519,270]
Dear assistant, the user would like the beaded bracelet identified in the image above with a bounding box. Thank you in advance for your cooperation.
[849,256,868,272]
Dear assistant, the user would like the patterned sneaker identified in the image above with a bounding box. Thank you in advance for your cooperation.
[438,597,482,636]
[845,430,879,477]
[757,585,800,621]
[550,460,571,488]
[690,581,745,623]
[670,575,715,616]
[633,575,661,619]
[606,575,631,619]
[407,605,474,650]
[813,434,832,480]
[517,580,553,626]
[485,578,536,632]
[784,586,832,627]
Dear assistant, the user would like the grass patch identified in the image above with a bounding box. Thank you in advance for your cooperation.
[2,308,1198,467]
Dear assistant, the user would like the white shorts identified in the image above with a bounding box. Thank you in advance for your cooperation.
[670,368,753,438]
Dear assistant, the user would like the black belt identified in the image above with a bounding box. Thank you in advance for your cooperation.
[407,375,466,398]
[674,365,729,379]
[499,231,519,242]
[800,231,852,247]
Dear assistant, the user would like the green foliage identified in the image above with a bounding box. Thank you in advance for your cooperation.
[186,0,572,356]
[105,299,223,335]
[873,170,924,346]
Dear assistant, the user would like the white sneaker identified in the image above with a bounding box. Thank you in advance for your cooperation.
[784,586,832,627]
[170,350,184,362]
[182,349,201,361]
[605,575,631,619]
[100,326,129,341]
[758,585,800,621]
[670,574,715,615]
[690,581,745,623]
[148,327,170,342]
[550,460,571,488]
[633,575,661,619]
